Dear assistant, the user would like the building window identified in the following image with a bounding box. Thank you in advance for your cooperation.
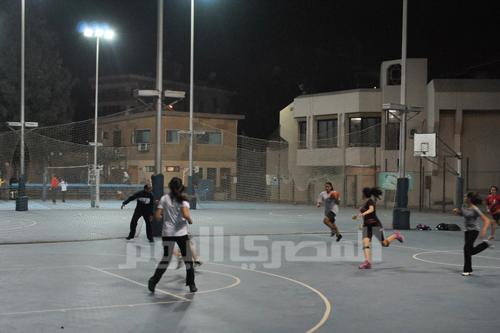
[387,64,401,85]
[298,120,307,148]
[113,130,122,147]
[316,118,337,148]
[385,112,400,150]
[166,130,179,144]
[134,129,151,144]
[103,131,109,140]
[349,116,381,146]
[207,168,217,183]
[144,166,155,172]
[196,131,222,145]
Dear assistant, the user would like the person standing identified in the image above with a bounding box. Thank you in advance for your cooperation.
[50,175,59,204]
[148,177,197,293]
[485,185,500,240]
[352,187,405,269]
[59,179,68,203]
[316,182,342,241]
[453,192,493,276]
[121,184,155,242]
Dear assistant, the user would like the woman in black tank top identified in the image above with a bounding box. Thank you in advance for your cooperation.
[352,187,405,269]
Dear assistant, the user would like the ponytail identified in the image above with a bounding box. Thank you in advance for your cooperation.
[168,177,188,204]
[362,187,382,200]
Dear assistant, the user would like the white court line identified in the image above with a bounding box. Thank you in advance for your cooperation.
[0,300,185,317]
[86,265,190,302]
[207,262,331,333]
[412,250,500,269]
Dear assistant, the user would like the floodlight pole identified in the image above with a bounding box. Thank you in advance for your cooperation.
[155,0,164,175]
[392,0,410,230]
[92,36,100,208]
[188,0,195,195]
[20,0,26,178]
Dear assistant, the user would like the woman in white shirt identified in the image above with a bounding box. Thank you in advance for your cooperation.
[148,177,197,293]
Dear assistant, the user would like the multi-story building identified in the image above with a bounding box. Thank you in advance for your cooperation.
[98,110,244,199]
[90,74,235,116]
[272,59,500,209]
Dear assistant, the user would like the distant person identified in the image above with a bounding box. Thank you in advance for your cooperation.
[485,185,500,240]
[453,192,493,276]
[148,177,197,293]
[59,179,68,203]
[316,182,342,241]
[123,171,130,184]
[121,184,155,242]
[50,175,59,204]
[352,187,405,269]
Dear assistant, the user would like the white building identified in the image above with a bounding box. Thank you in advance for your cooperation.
[272,59,500,209]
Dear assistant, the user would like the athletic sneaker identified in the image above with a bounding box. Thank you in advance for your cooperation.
[194,260,203,267]
[148,278,157,292]
[336,234,343,242]
[126,236,133,240]
[330,231,336,237]
[358,261,371,269]
[148,238,154,243]
[394,231,405,243]
[189,284,198,293]
[484,240,495,249]
[461,272,472,276]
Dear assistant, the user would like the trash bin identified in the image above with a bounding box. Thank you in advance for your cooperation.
[16,196,28,211]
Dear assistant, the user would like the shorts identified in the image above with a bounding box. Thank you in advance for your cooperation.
[326,211,336,223]
[362,225,385,242]
[492,213,500,223]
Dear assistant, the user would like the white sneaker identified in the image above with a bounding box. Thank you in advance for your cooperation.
[461,272,472,276]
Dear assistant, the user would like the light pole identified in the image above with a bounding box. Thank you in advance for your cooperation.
[188,0,195,195]
[82,25,115,208]
[155,0,164,175]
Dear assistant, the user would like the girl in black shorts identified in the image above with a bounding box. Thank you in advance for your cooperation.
[352,187,405,269]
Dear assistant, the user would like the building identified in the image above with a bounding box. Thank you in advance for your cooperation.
[272,59,500,209]
[90,74,235,116]
[98,110,244,199]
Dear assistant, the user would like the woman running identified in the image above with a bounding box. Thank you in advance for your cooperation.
[148,177,197,293]
[485,185,500,240]
[316,182,342,241]
[352,187,404,269]
[453,192,492,276]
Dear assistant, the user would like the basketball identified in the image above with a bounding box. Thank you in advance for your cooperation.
[330,191,340,200]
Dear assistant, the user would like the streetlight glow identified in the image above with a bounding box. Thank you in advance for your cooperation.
[104,29,115,40]
[83,28,94,38]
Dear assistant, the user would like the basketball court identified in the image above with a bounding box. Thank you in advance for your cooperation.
[1,201,499,332]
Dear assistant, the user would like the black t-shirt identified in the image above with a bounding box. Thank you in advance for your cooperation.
[360,198,381,226]
[123,190,155,214]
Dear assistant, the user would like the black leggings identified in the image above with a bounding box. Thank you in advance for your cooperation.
[151,235,195,286]
[464,230,489,273]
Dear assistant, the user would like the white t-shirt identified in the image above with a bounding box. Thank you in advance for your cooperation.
[60,181,68,192]
[158,194,190,237]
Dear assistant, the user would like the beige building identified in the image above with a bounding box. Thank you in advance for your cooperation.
[272,59,500,209]
[98,110,244,199]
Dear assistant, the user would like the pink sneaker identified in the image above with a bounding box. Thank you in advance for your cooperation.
[393,231,405,243]
[358,261,371,269]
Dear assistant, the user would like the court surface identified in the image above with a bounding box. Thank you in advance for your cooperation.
[0,200,499,333]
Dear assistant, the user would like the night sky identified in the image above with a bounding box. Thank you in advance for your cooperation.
[7,0,500,137]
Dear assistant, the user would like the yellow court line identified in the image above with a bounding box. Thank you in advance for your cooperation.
[86,265,190,302]
[207,262,332,333]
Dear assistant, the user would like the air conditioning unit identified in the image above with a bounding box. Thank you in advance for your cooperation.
[137,143,151,152]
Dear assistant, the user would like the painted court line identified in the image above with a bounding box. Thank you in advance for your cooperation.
[0,300,185,316]
[86,265,190,302]
[207,262,331,333]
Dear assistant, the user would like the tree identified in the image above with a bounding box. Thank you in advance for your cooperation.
[0,1,76,131]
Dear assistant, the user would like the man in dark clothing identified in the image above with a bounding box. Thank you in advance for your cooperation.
[121,184,155,242]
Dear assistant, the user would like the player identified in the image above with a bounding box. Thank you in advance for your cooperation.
[121,184,155,242]
[316,182,342,241]
[453,192,493,276]
[352,187,404,269]
[485,185,500,240]
[148,177,197,293]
